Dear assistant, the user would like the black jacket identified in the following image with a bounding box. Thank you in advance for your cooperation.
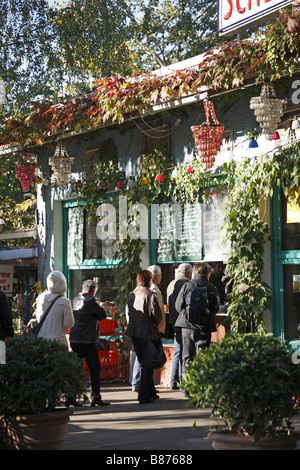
[70,293,106,344]
[0,289,14,341]
[174,276,219,334]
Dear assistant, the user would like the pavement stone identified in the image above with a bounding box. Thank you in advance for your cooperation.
[63,383,300,454]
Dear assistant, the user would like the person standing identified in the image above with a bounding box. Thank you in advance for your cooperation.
[166,263,192,389]
[35,270,74,346]
[175,263,219,380]
[0,288,14,342]
[209,262,226,306]
[130,265,165,393]
[147,265,166,335]
[126,270,162,404]
[70,279,110,407]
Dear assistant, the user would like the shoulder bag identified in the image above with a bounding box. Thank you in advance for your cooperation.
[23,294,62,336]
[145,291,167,370]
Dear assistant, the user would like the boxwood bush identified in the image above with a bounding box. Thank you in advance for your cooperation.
[0,335,86,417]
[182,332,300,442]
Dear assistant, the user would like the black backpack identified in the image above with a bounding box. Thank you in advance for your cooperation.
[187,286,210,326]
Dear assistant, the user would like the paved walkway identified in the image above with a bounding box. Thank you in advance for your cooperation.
[63,383,300,452]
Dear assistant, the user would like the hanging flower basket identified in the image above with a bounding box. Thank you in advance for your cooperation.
[49,143,74,187]
[15,152,37,192]
[191,101,224,168]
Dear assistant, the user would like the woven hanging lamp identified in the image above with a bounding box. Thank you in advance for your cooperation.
[49,143,74,187]
[191,100,224,168]
[249,82,287,140]
[15,152,37,192]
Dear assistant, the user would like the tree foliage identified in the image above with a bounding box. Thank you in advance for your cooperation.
[0,0,64,119]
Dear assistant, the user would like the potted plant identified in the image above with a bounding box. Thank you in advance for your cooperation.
[182,333,300,450]
[0,335,86,450]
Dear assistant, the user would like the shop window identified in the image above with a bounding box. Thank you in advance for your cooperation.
[283,264,300,341]
[281,189,300,251]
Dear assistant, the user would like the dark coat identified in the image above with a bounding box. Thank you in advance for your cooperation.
[0,289,14,341]
[125,286,162,341]
[70,293,106,344]
[174,276,219,335]
[167,273,190,325]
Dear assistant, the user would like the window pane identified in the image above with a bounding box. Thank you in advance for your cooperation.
[281,190,300,251]
[69,269,118,304]
[283,264,300,341]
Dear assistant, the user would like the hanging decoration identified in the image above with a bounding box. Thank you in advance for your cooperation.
[116,180,126,189]
[127,177,135,188]
[249,81,287,140]
[248,138,259,148]
[272,131,280,140]
[191,100,224,169]
[15,152,37,192]
[155,173,164,182]
[49,142,74,187]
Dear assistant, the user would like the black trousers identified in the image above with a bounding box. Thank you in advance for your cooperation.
[71,342,101,400]
[131,337,157,403]
[181,328,210,377]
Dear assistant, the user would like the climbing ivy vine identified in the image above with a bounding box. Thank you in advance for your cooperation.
[220,145,300,333]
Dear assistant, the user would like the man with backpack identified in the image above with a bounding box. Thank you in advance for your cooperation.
[174,263,219,380]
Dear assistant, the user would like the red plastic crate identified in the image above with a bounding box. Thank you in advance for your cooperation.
[83,350,118,379]
[100,319,115,334]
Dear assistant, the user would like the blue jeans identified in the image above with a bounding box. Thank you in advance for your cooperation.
[170,328,182,388]
[131,356,141,390]
[131,337,156,403]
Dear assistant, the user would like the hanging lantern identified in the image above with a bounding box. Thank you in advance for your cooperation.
[171,167,179,179]
[155,173,164,182]
[191,100,224,169]
[272,131,280,140]
[127,177,135,188]
[291,116,300,130]
[116,180,126,189]
[142,176,150,185]
[248,138,259,148]
[49,142,74,187]
[249,82,287,140]
[15,152,37,192]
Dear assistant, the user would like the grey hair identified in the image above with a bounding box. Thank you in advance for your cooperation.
[147,265,161,276]
[177,263,192,275]
[82,279,98,294]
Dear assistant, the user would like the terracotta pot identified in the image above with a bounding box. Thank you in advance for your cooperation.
[2,408,73,450]
[208,430,300,450]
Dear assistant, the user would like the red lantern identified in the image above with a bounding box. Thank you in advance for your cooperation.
[15,152,36,192]
[155,173,164,182]
[191,101,224,168]
[117,180,126,189]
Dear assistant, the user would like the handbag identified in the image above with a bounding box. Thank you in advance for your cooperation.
[23,294,62,336]
[145,292,167,370]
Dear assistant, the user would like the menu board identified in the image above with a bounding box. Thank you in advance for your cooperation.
[203,191,230,261]
[155,203,203,263]
[155,191,230,263]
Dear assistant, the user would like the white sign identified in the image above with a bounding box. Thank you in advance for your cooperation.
[218,0,293,36]
[0,265,14,295]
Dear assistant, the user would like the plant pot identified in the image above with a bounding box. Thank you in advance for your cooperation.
[1,408,73,450]
[208,430,300,450]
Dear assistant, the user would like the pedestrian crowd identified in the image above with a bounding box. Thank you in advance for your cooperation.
[0,261,223,407]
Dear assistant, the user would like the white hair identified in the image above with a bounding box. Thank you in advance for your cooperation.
[147,265,161,276]
[177,263,193,275]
